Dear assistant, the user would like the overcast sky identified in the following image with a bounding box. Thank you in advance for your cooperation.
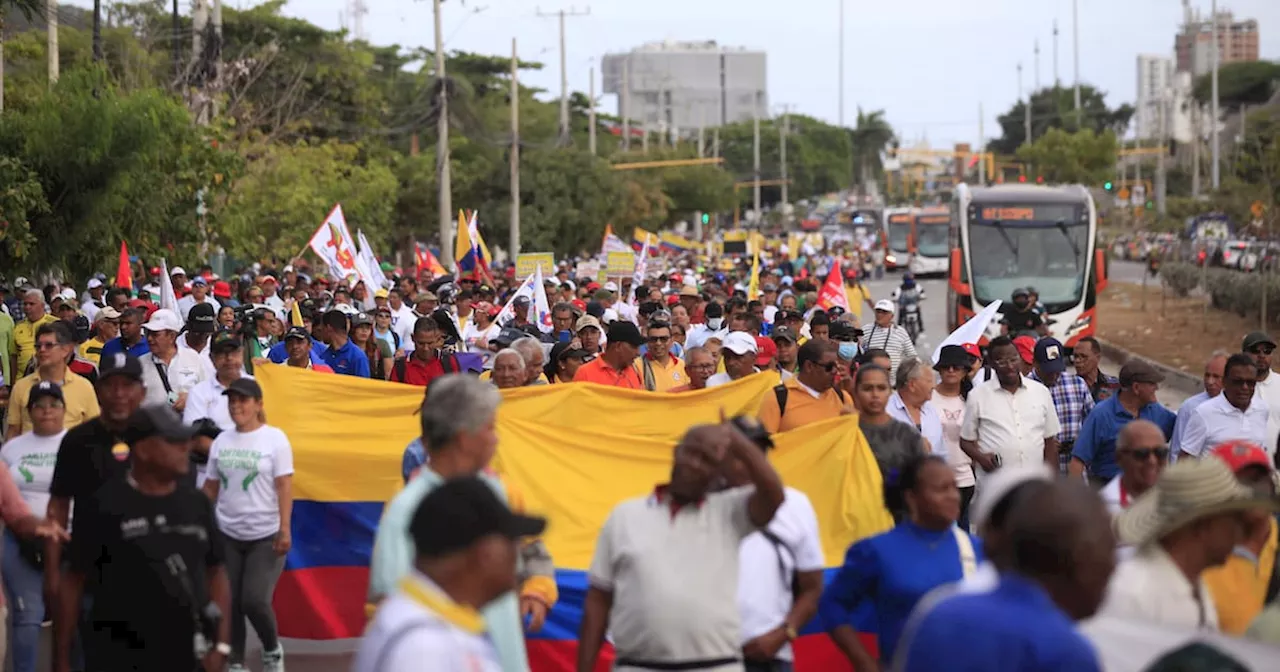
[76,1,1280,147]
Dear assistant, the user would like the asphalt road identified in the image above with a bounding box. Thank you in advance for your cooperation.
[16,275,1194,671]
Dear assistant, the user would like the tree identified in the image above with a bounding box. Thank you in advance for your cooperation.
[717,114,856,208]
[851,108,895,190]
[988,85,1134,156]
[0,0,45,112]
[1014,127,1119,185]
[1193,61,1280,111]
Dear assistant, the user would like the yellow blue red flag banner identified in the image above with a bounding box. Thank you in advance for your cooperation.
[631,227,660,255]
[454,209,493,279]
[259,367,890,669]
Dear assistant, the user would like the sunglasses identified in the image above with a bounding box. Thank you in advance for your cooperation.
[647,335,670,343]
[1124,447,1170,461]
[1250,346,1276,356]
[35,342,66,351]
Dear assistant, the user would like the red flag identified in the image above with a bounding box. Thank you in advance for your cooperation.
[116,241,134,293]
[817,259,851,312]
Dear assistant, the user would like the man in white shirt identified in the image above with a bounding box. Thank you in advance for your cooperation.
[959,336,1060,484]
[387,288,417,352]
[1242,331,1280,457]
[1092,459,1270,632]
[1177,353,1269,460]
[178,302,218,379]
[80,278,106,323]
[707,332,759,387]
[724,441,824,669]
[354,477,545,672]
[1170,351,1229,457]
[138,309,208,410]
[176,276,222,321]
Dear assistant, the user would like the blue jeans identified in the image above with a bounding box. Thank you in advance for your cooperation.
[3,528,43,672]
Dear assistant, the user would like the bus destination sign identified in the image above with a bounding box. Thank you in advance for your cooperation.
[916,215,950,224]
[975,203,1079,222]
[980,207,1036,220]
[888,214,912,224]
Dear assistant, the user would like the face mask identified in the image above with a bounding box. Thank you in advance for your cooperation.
[707,318,723,330]
[838,342,859,361]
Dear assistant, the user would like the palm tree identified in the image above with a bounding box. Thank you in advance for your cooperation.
[0,0,45,113]
[850,107,895,195]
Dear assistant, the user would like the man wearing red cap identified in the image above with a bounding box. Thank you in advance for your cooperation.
[1203,440,1278,634]
[754,336,777,374]
[1012,335,1036,377]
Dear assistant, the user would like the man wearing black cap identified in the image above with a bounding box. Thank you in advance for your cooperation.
[355,477,546,672]
[1028,337,1095,475]
[281,326,334,373]
[1070,360,1177,488]
[55,405,232,672]
[573,322,646,389]
[180,302,219,379]
[1242,331,1280,457]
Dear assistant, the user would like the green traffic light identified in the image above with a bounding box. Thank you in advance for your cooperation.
[1104,181,1113,190]
[701,213,710,224]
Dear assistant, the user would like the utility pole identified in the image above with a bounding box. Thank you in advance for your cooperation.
[1052,19,1060,88]
[837,0,844,127]
[642,125,649,154]
[697,109,706,158]
[978,102,986,186]
[211,0,223,118]
[1192,105,1202,197]
[588,65,597,154]
[1210,0,1221,189]
[92,0,102,62]
[1019,63,1031,147]
[621,57,630,151]
[780,107,790,214]
[47,0,58,85]
[510,38,520,258]
[1033,39,1040,91]
[172,0,181,82]
[535,6,590,147]
[1156,90,1168,215]
[193,0,208,121]
[713,127,720,159]
[434,0,454,268]
[753,100,762,225]
[1072,0,1082,125]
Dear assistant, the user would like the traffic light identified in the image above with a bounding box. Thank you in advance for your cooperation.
[1146,201,1154,210]
[1035,175,1045,184]
[1018,175,1027,183]
[1104,181,1114,191]
[701,213,710,225]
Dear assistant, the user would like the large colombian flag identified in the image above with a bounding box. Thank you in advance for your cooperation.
[258,367,891,670]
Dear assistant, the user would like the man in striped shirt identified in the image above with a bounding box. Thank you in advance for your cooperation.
[859,299,917,380]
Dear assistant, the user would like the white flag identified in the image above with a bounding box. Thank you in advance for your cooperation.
[630,238,649,307]
[932,300,1003,364]
[308,205,363,286]
[493,265,553,334]
[158,259,180,317]
[356,230,388,290]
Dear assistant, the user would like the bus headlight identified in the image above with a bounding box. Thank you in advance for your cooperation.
[1067,313,1092,334]
[886,255,897,265]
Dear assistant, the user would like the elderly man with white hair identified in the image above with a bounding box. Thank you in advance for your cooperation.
[491,349,528,389]
[12,289,56,383]
[510,336,548,386]
[369,375,557,672]
[888,357,945,456]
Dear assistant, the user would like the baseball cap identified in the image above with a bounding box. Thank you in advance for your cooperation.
[191,276,208,286]
[606,321,645,347]
[679,284,700,298]
[186,303,217,334]
[142,309,183,333]
[575,315,602,333]
[722,332,759,356]
[604,281,619,293]
[1119,360,1165,387]
[409,476,547,558]
[351,312,374,328]
[830,321,860,342]
[1243,331,1276,351]
[87,278,103,290]
[1013,335,1036,364]
[1033,337,1067,374]
[970,463,1055,531]
[58,287,77,302]
[374,288,390,299]
[1012,287,1030,298]
[1209,440,1271,474]
[771,325,798,343]
[284,326,311,341]
[210,330,243,354]
[212,280,232,299]
[97,306,122,322]
[171,267,187,276]
[125,405,197,446]
[27,380,64,407]
[874,299,896,314]
[99,352,144,382]
[222,378,264,400]
[493,327,527,348]
[513,296,531,309]
[754,336,777,367]
[775,309,801,323]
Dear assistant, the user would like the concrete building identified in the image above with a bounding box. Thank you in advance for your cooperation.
[1174,9,1259,76]
[1135,55,1195,145]
[601,41,767,133]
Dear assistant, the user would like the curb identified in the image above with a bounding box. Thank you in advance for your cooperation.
[1098,339,1203,397]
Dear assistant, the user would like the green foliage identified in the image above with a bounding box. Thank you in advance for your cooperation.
[0,68,240,279]
[718,114,857,205]
[1192,61,1280,111]
[1015,128,1119,185]
[1161,262,1280,325]
[1160,262,1201,297]
[989,85,1134,156]
[219,139,397,261]
[0,156,47,262]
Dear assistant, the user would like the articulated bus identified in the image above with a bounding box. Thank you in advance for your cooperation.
[908,207,951,276]
[947,184,1109,347]
[883,208,912,270]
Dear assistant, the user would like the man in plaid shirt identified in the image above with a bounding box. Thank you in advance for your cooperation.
[1028,337,1094,474]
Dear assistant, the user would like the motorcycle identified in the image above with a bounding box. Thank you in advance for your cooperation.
[1148,257,1161,277]
[901,299,922,344]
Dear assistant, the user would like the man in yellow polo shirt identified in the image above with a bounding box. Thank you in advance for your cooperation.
[8,322,99,437]
[758,339,852,433]
[635,320,686,392]
[11,289,57,382]
[1203,441,1279,635]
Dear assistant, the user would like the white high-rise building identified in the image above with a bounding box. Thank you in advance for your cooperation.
[1135,55,1174,141]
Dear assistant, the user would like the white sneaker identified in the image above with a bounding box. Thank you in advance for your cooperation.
[263,645,286,672]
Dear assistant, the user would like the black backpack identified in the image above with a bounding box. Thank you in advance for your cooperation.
[392,352,459,382]
[774,381,845,417]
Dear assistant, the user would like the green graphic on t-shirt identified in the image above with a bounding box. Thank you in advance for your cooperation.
[17,465,33,483]
[15,452,56,484]
[214,447,265,491]
[242,470,259,491]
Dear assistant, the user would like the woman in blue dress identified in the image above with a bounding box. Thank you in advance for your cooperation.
[819,454,982,670]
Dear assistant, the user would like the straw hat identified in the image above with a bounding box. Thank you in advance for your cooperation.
[1116,459,1278,547]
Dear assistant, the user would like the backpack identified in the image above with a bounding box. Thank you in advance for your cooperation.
[392,352,458,382]
[774,382,845,417]
[759,528,801,597]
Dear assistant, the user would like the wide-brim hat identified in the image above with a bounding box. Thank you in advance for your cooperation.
[1116,459,1280,547]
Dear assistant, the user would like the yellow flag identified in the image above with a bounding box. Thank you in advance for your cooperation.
[747,248,761,300]
[291,299,304,327]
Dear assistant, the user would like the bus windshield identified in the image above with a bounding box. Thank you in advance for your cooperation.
[916,222,950,257]
[969,220,1090,308]
[887,223,910,252]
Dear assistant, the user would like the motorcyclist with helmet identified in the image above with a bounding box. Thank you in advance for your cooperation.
[891,272,925,340]
[1000,287,1046,338]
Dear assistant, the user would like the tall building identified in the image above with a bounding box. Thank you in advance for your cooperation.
[601,41,768,133]
[1174,9,1259,76]
[1135,55,1195,144]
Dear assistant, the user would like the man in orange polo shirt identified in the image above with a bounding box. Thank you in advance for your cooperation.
[758,339,853,433]
[573,321,645,389]
[635,320,687,392]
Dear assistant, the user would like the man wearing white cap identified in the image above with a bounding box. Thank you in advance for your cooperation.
[706,332,758,387]
[859,299,917,380]
[176,275,222,321]
[80,279,106,323]
[138,309,208,410]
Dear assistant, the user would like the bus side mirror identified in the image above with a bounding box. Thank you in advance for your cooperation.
[1094,249,1109,293]
[949,248,969,295]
